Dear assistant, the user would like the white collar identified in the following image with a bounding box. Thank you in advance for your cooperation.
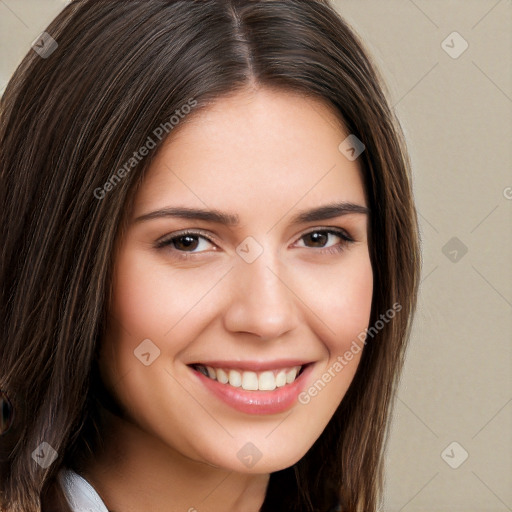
[57,468,109,512]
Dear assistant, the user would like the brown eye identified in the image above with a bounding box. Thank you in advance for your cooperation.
[172,234,201,251]
[303,231,329,248]
[155,230,217,259]
[296,228,354,255]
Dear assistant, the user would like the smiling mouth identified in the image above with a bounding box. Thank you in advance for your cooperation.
[189,364,307,391]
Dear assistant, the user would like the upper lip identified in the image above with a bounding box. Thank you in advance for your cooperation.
[188,359,313,372]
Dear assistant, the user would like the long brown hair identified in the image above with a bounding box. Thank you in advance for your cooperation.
[0,1,421,510]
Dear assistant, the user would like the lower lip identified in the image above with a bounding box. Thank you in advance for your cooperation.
[190,364,314,415]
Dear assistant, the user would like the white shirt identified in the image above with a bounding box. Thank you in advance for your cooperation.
[58,467,343,512]
[57,468,109,512]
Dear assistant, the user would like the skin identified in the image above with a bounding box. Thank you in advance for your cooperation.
[83,86,373,512]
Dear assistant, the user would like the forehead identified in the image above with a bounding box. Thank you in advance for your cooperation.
[132,87,367,222]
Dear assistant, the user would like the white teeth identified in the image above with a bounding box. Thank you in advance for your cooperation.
[258,371,276,391]
[275,370,287,388]
[286,367,298,384]
[241,371,259,391]
[199,365,302,391]
[228,369,242,387]
[216,368,228,384]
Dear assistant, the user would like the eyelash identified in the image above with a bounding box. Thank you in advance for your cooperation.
[155,228,355,261]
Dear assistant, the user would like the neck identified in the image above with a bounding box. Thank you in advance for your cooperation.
[80,404,270,512]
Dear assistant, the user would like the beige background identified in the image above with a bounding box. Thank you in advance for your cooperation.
[1,1,511,510]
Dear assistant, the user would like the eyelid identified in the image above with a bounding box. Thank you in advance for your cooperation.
[155,228,218,248]
[155,226,355,250]
[298,226,354,243]
[155,226,356,261]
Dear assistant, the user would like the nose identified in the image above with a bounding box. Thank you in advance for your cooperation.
[222,252,298,341]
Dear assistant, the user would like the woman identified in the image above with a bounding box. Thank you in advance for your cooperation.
[0,0,421,511]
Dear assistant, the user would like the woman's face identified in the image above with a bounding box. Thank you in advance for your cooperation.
[99,87,373,473]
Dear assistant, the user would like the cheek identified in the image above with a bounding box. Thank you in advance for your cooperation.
[111,247,218,340]
[284,251,373,446]
[330,255,374,349]
[299,252,373,416]
[100,248,184,389]
[326,254,373,386]
[294,249,373,353]
[292,252,372,415]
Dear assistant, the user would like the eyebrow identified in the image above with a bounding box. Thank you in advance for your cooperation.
[133,201,370,226]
